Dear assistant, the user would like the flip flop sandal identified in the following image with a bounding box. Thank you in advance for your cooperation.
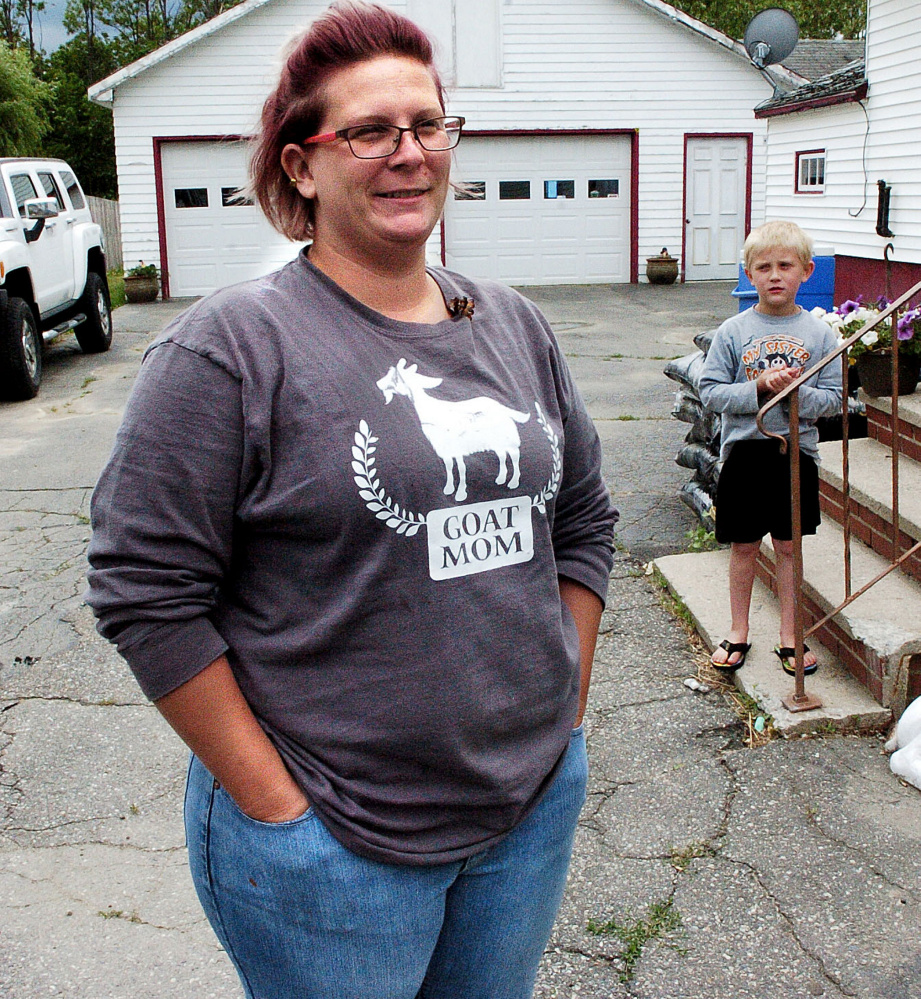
[710,640,751,673]
[774,645,818,677]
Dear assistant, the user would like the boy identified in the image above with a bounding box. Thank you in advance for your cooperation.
[698,221,842,677]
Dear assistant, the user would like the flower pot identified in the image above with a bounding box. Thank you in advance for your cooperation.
[646,249,679,285]
[855,350,920,397]
[124,274,159,303]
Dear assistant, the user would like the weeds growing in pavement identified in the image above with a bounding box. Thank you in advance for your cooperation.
[683,525,719,552]
[587,897,687,982]
[669,840,715,871]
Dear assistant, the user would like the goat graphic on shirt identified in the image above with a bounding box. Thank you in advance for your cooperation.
[352,358,562,581]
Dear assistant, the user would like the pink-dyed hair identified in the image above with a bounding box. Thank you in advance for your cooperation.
[251,1,446,241]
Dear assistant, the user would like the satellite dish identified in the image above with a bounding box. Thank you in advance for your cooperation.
[744,8,800,68]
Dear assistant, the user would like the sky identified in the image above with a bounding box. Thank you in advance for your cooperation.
[34,0,70,53]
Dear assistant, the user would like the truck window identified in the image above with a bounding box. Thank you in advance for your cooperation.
[59,170,86,210]
[10,173,39,217]
[38,172,66,212]
[0,178,12,218]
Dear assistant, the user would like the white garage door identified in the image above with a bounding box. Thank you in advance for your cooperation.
[161,140,302,297]
[444,134,631,285]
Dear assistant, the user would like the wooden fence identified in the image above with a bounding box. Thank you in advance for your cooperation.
[87,196,123,273]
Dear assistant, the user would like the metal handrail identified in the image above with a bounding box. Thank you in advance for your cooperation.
[755,277,921,712]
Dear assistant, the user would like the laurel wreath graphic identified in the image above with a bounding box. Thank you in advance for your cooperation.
[532,402,562,512]
[352,420,426,536]
[353,404,561,533]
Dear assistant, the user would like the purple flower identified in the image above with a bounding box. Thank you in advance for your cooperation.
[897,309,919,340]
[876,295,890,310]
[837,297,863,316]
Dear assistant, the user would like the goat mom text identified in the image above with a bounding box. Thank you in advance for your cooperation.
[427,497,534,581]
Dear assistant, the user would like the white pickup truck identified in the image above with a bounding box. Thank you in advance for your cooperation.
[0,157,112,400]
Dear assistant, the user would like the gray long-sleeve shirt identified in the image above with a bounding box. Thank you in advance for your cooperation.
[699,307,843,462]
[86,253,617,865]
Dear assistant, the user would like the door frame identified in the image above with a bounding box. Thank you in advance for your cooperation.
[442,128,640,283]
[681,133,753,282]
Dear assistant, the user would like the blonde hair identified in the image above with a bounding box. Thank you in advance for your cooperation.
[743,220,814,271]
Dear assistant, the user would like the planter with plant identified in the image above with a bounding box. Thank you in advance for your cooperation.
[817,297,921,397]
[124,263,159,304]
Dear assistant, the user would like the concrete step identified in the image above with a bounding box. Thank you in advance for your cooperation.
[818,436,921,584]
[655,546,894,738]
[754,517,921,715]
[819,435,921,540]
[864,389,921,464]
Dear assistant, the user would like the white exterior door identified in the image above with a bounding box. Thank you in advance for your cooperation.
[161,140,302,297]
[445,135,631,285]
[684,137,748,281]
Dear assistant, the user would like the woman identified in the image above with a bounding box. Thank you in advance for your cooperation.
[86,3,617,997]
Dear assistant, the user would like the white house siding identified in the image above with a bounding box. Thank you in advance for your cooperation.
[110,0,333,282]
[101,0,775,289]
[763,0,921,267]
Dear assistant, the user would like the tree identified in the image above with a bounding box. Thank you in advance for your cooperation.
[41,34,118,196]
[1,0,45,58]
[673,1,867,40]
[0,40,49,155]
[64,0,241,68]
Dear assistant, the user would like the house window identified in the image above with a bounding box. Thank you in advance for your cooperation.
[499,180,530,200]
[795,150,826,194]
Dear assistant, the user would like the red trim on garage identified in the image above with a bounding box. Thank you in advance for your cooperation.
[630,130,640,283]
[463,128,639,283]
[153,135,247,300]
[680,133,753,282]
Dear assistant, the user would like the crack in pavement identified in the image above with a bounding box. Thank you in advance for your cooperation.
[730,855,860,998]
[0,694,147,709]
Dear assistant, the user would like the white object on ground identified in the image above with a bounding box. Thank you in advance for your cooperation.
[886,696,921,791]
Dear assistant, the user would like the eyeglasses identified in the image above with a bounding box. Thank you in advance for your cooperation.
[303,116,465,159]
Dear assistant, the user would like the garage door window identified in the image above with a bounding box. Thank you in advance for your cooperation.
[222,187,253,207]
[588,179,619,198]
[499,181,530,200]
[175,188,209,209]
[544,180,574,200]
[454,181,486,200]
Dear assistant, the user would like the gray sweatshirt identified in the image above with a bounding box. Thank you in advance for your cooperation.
[699,307,842,462]
[85,253,617,866]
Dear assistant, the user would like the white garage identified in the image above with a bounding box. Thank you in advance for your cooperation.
[158,133,632,295]
[445,133,632,285]
[91,0,787,298]
[159,139,300,298]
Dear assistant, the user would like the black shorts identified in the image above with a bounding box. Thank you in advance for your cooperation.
[715,438,821,544]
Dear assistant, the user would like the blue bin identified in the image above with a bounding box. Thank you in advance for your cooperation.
[731,252,835,313]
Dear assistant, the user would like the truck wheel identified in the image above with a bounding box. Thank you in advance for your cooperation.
[75,272,113,354]
[0,297,42,400]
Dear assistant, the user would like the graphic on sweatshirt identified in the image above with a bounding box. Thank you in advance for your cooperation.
[741,335,811,381]
[352,358,562,581]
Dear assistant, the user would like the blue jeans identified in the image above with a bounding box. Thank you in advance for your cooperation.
[185,727,587,999]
